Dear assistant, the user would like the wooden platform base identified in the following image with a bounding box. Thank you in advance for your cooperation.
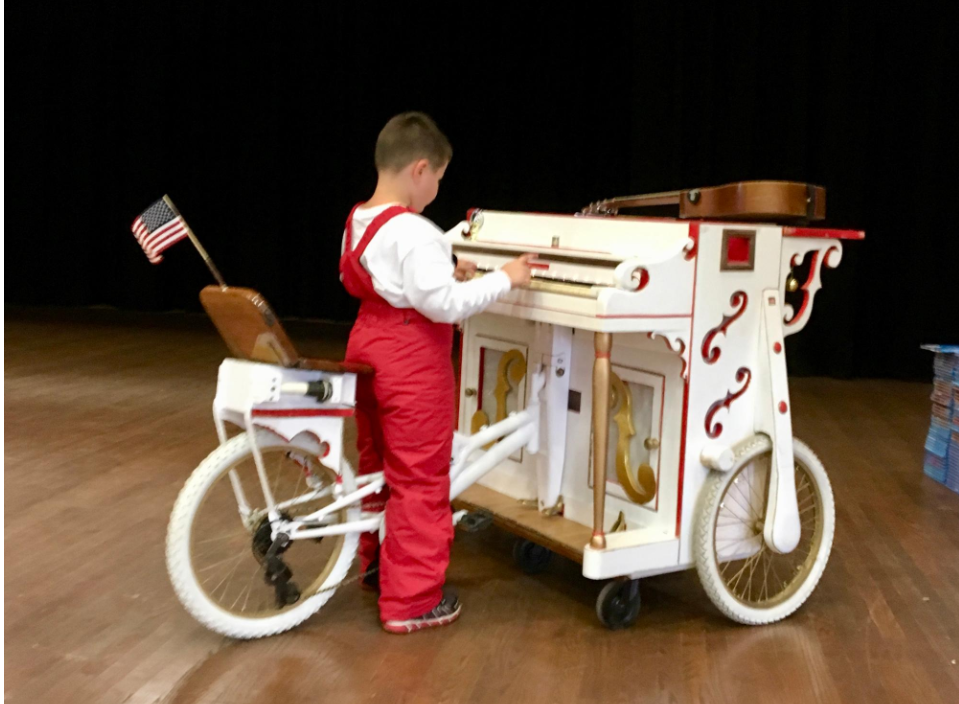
[453,485,592,563]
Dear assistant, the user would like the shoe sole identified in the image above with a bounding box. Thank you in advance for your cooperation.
[381,605,462,634]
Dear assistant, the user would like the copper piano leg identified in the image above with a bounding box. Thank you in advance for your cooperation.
[591,332,612,549]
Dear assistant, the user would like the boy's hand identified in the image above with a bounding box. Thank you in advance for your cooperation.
[454,258,478,281]
[501,254,534,289]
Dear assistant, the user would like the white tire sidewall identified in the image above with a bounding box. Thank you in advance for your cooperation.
[166,429,360,639]
[694,437,835,625]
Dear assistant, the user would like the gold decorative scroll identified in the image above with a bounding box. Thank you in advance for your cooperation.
[610,372,658,505]
[471,349,527,448]
[611,511,629,532]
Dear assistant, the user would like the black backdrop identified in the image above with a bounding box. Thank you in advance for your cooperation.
[7,3,958,379]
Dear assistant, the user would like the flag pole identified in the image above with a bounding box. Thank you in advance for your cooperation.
[162,195,227,289]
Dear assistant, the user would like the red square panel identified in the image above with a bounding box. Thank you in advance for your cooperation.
[721,229,756,270]
[727,236,751,263]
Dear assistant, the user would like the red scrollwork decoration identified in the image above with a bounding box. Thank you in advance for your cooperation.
[648,332,688,379]
[701,291,748,364]
[705,367,752,439]
[635,268,650,291]
[684,223,699,261]
[785,246,840,327]
[674,339,687,379]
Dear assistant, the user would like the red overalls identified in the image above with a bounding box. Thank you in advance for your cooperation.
[340,204,456,622]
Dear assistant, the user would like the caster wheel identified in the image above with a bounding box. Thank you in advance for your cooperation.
[513,539,553,574]
[596,579,641,630]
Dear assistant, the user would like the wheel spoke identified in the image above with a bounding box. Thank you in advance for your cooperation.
[205,553,245,594]
[712,459,823,607]
[271,455,283,503]
[726,551,761,593]
[761,549,772,601]
[292,470,304,512]
[195,532,244,546]
[725,489,757,522]
[731,478,755,509]
[197,553,245,574]
[184,441,352,620]
[769,551,786,591]
[231,567,257,610]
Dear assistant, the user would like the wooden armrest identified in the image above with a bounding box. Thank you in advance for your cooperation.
[298,357,374,376]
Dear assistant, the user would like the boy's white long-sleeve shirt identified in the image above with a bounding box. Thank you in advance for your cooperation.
[342,203,512,324]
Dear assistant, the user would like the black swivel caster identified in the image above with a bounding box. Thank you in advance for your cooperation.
[596,578,641,629]
[513,539,553,574]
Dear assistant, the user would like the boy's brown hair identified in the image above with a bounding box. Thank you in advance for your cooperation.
[375,112,452,172]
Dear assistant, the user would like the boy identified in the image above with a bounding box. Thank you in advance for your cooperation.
[340,112,532,633]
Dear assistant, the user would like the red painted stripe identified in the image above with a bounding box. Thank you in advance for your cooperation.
[474,239,613,255]
[251,408,354,418]
[529,262,550,270]
[596,313,692,319]
[492,295,692,320]
[477,347,486,411]
[483,209,686,224]
[782,226,864,240]
[675,221,699,538]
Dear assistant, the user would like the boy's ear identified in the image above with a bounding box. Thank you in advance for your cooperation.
[411,158,430,179]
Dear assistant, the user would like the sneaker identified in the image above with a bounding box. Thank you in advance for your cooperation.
[382,590,462,634]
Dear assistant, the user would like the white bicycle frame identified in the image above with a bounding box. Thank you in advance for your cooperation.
[224,367,547,545]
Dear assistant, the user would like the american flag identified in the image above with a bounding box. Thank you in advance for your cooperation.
[131,196,190,264]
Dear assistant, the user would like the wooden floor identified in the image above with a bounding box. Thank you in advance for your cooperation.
[5,307,959,704]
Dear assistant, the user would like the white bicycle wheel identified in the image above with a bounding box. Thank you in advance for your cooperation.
[694,436,835,625]
[166,429,360,639]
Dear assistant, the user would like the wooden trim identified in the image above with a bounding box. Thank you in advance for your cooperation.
[298,358,374,375]
[583,181,826,224]
[200,286,299,366]
[200,286,373,375]
[452,485,590,563]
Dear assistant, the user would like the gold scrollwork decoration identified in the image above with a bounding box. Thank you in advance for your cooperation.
[611,511,629,532]
[471,349,528,448]
[610,372,658,505]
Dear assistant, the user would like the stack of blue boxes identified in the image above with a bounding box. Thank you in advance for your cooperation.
[922,345,959,494]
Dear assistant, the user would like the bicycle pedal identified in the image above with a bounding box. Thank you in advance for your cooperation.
[262,533,302,607]
[276,580,301,607]
[458,510,494,533]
